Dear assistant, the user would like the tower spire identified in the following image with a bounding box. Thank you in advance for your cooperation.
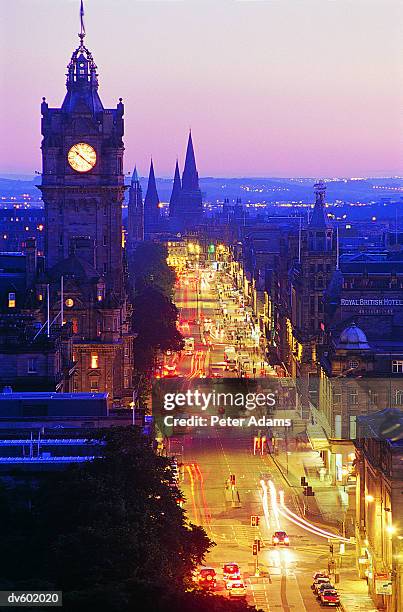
[182,130,199,191]
[169,159,182,218]
[309,180,328,228]
[79,0,86,46]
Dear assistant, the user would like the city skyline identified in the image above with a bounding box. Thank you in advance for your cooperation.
[1,0,402,178]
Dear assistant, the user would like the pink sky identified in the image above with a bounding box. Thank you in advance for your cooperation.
[1,0,402,177]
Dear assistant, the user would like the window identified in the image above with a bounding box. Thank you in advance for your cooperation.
[91,354,99,369]
[97,287,104,302]
[124,376,129,388]
[73,376,79,392]
[349,360,359,370]
[27,358,37,374]
[395,390,403,406]
[334,415,342,438]
[103,235,107,246]
[90,378,99,393]
[103,263,107,273]
[349,389,358,405]
[349,416,357,440]
[8,292,16,308]
[72,319,79,334]
[369,389,378,405]
[392,360,403,374]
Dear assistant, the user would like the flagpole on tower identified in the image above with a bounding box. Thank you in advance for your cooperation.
[79,0,86,45]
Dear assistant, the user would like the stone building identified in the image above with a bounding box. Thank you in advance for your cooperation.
[355,409,403,612]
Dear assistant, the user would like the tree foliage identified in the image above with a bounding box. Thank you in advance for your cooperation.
[129,241,176,298]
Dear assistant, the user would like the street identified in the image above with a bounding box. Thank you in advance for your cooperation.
[165,262,350,611]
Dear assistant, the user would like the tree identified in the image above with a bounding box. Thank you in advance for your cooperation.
[133,286,184,372]
[129,241,176,298]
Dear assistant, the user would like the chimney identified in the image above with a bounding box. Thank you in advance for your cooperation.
[24,237,37,288]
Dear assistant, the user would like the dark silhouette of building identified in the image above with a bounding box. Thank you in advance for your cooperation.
[169,160,182,220]
[32,22,134,406]
[170,132,203,228]
[127,167,143,245]
[144,159,160,238]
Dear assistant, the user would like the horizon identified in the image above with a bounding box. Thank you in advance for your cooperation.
[1,0,402,177]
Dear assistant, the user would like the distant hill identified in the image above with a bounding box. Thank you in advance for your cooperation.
[0,174,401,206]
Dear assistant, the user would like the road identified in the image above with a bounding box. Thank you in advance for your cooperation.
[166,263,343,611]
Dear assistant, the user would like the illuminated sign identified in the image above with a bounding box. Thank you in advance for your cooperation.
[341,298,403,307]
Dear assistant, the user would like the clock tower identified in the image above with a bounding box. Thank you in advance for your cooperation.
[37,17,134,406]
[39,33,125,296]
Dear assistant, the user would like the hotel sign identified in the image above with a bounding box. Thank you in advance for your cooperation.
[340,297,403,316]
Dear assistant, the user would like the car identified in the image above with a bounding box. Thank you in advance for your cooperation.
[319,589,340,606]
[316,583,335,598]
[272,531,290,546]
[196,567,217,589]
[312,576,332,593]
[223,563,240,580]
[312,571,329,582]
[228,581,246,598]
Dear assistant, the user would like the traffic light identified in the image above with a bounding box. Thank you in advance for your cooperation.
[252,543,258,556]
[230,474,236,486]
[250,515,260,527]
[208,244,215,254]
[301,476,307,487]
[254,538,261,552]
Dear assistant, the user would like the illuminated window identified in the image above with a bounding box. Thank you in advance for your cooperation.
[90,378,99,392]
[72,319,79,334]
[97,287,104,302]
[38,293,43,302]
[65,298,74,308]
[392,360,403,374]
[8,292,16,308]
[91,354,99,369]
[349,360,359,369]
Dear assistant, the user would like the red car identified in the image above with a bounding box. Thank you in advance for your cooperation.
[196,567,217,589]
[272,531,290,546]
[223,562,240,581]
[319,589,340,606]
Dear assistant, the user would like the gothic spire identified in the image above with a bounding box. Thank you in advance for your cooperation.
[309,180,328,228]
[144,159,160,215]
[169,159,182,217]
[131,166,140,186]
[182,131,199,191]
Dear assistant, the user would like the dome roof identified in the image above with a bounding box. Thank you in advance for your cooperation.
[48,255,100,282]
[337,323,371,350]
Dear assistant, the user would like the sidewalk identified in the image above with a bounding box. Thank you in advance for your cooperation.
[270,447,380,612]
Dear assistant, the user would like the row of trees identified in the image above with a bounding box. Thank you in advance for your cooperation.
[128,242,184,376]
[0,428,259,611]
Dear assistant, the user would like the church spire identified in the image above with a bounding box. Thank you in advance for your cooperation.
[144,159,160,217]
[182,130,199,191]
[169,159,182,218]
[131,165,140,186]
[309,180,328,228]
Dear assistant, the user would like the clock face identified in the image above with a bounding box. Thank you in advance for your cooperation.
[67,142,97,173]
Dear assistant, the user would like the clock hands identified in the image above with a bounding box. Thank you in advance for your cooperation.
[74,149,94,166]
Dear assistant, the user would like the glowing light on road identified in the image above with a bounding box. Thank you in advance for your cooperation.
[263,481,351,543]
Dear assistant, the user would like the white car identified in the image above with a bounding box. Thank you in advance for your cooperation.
[228,581,247,598]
